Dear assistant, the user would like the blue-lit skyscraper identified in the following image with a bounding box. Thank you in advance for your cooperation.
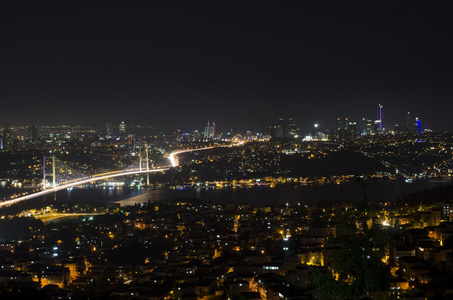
[416,117,422,134]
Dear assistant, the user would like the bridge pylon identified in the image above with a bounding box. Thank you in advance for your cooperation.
[132,143,151,186]
[146,143,149,185]
[139,145,142,172]
[43,156,56,192]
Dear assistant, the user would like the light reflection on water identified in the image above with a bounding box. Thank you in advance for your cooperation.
[116,179,453,207]
[1,180,452,207]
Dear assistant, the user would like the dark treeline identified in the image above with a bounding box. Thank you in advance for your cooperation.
[400,184,453,206]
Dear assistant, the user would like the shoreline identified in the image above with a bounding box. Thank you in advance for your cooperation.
[2,178,452,207]
[114,179,453,207]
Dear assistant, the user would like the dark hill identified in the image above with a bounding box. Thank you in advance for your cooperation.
[280,150,387,177]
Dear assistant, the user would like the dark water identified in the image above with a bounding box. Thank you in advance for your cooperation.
[0,186,146,203]
[117,179,452,206]
[1,180,452,207]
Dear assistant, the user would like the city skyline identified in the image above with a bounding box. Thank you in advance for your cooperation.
[0,104,428,137]
[1,2,453,131]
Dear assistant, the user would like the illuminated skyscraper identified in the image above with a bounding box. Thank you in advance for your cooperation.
[335,117,350,140]
[4,124,11,147]
[28,125,39,144]
[266,125,277,138]
[204,122,210,139]
[204,121,216,140]
[416,117,422,134]
[119,121,126,136]
[348,121,357,138]
[394,124,401,133]
[336,118,343,136]
[288,118,298,137]
[106,121,114,139]
[361,118,367,135]
[268,118,296,139]
[277,118,287,138]
[405,112,419,134]
[377,104,383,131]
[405,112,412,133]
[360,118,375,135]
[210,122,216,139]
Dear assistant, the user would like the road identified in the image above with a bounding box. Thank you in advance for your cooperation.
[33,212,101,223]
[168,141,244,167]
[0,143,244,208]
[0,168,167,208]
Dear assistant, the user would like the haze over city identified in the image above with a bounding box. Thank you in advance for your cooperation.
[1,1,453,132]
[3,2,453,299]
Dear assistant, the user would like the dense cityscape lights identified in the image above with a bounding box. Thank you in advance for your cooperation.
[2,1,453,299]
[0,119,453,298]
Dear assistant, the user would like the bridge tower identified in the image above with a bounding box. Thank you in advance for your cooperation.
[137,144,150,186]
[139,145,142,172]
[43,156,56,191]
[146,143,149,185]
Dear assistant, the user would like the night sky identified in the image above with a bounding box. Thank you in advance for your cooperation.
[1,1,453,133]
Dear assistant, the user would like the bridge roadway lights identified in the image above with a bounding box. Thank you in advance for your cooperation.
[167,142,244,167]
[1,143,244,208]
[0,169,168,208]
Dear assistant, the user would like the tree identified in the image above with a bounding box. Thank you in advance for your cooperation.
[312,180,396,299]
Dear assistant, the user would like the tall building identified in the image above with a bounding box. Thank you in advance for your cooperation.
[277,118,287,138]
[268,118,297,139]
[106,121,114,139]
[266,125,277,138]
[360,118,374,135]
[441,200,453,221]
[344,117,349,132]
[28,125,39,144]
[361,118,367,135]
[335,117,350,141]
[204,121,216,140]
[335,118,343,136]
[211,122,216,139]
[416,117,422,134]
[405,112,413,134]
[204,122,210,139]
[119,121,126,137]
[4,124,11,147]
[348,121,357,138]
[377,104,383,131]
[288,118,298,137]
[373,120,381,133]
[405,112,420,134]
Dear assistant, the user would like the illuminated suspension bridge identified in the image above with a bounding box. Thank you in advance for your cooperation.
[0,142,244,208]
[0,144,164,208]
